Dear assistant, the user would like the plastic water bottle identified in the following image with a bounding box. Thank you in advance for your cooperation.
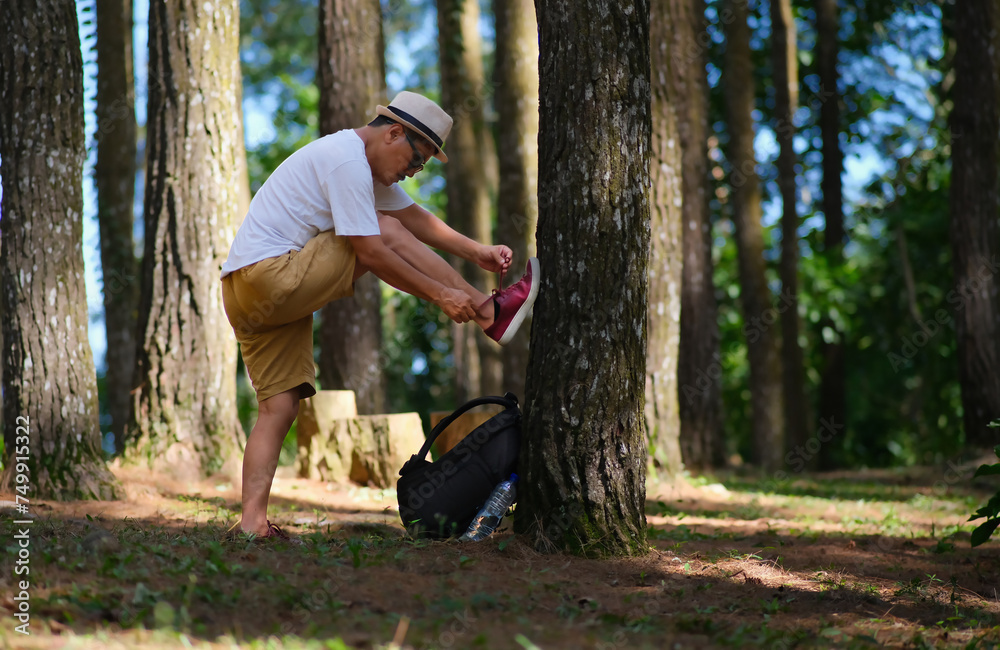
[459,474,518,542]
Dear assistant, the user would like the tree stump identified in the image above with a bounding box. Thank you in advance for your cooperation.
[296,392,424,487]
[297,391,358,477]
[428,408,503,456]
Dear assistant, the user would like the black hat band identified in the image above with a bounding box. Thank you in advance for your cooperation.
[387,106,444,149]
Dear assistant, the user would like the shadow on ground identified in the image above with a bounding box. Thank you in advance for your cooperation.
[1,466,999,649]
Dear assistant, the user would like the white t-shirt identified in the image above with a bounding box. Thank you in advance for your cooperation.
[221,129,414,277]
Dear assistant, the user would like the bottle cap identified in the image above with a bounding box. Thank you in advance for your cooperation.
[509,473,518,483]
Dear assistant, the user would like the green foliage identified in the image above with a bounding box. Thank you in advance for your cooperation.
[968,438,1000,547]
[826,175,962,467]
[706,1,959,468]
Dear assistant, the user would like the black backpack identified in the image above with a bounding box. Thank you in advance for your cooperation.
[397,393,521,539]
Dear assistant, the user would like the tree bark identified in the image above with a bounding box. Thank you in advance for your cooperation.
[125,0,245,479]
[816,0,846,464]
[516,0,650,557]
[493,0,539,404]
[437,0,501,401]
[676,0,725,470]
[646,0,685,477]
[316,0,388,414]
[948,0,1000,447]
[95,0,139,450]
[722,0,784,471]
[771,0,809,457]
[0,0,122,499]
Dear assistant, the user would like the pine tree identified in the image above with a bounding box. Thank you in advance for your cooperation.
[493,0,539,403]
[646,0,685,476]
[1,0,121,499]
[438,0,501,400]
[722,0,784,470]
[316,0,388,414]
[125,0,247,478]
[676,0,724,469]
[94,0,139,449]
[948,0,1000,447]
[517,0,651,557]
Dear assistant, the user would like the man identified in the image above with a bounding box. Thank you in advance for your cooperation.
[221,91,539,538]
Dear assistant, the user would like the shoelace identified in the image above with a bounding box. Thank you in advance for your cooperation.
[492,264,509,298]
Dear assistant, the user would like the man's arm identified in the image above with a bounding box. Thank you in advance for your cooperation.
[348,234,478,323]
[382,203,511,274]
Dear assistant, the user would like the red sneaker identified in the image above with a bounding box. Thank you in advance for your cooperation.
[482,257,540,345]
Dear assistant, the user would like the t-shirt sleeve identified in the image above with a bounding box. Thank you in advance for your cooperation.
[373,181,416,212]
[322,160,381,236]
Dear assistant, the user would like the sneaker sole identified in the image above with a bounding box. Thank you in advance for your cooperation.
[498,257,540,345]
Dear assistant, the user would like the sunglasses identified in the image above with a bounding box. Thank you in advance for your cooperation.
[402,130,430,174]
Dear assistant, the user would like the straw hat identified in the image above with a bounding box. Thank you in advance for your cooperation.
[376,91,453,163]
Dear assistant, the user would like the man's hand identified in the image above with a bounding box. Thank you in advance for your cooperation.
[436,287,480,324]
[475,244,513,275]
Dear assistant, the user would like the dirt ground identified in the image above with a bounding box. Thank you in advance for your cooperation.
[2,462,1000,649]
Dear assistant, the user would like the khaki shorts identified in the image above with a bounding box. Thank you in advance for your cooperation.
[222,231,357,403]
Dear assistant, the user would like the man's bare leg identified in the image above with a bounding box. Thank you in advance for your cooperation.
[240,389,299,535]
[355,214,496,328]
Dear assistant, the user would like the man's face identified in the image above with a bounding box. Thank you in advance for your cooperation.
[382,125,433,185]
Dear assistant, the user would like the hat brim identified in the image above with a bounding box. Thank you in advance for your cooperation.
[376,105,448,163]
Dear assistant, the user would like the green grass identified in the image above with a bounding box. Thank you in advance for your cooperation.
[2,471,999,649]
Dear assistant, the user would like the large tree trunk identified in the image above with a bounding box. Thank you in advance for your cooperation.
[516,0,650,557]
[316,0,388,414]
[646,0,685,477]
[95,0,139,450]
[722,0,784,471]
[0,0,121,499]
[948,0,1000,447]
[771,0,809,457]
[676,0,724,470]
[437,0,502,401]
[816,0,846,466]
[125,0,245,479]
[493,0,538,404]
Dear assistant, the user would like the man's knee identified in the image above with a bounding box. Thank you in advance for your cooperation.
[258,389,299,424]
[377,214,405,246]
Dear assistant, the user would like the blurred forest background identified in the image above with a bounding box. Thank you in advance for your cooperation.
[74,0,1000,465]
[2,0,998,489]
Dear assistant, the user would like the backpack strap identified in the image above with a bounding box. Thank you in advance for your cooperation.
[401,393,519,473]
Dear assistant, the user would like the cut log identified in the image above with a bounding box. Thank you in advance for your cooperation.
[297,395,424,487]
[296,391,358,478]
[428,407,504,456]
